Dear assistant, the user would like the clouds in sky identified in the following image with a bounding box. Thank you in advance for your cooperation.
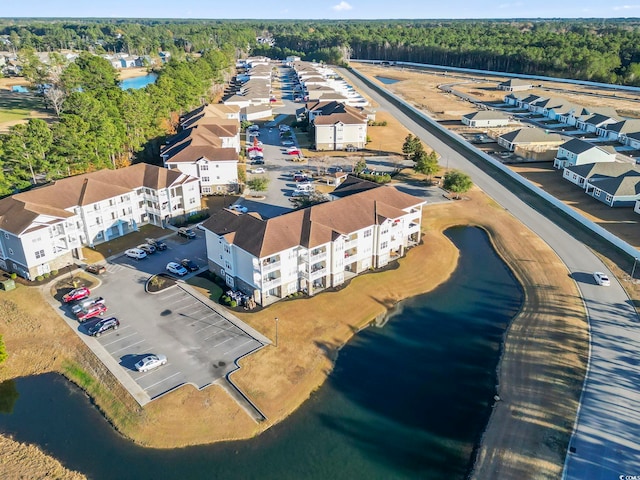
[332,1,353,12]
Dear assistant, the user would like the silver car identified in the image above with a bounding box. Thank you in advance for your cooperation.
[135,354,167,373]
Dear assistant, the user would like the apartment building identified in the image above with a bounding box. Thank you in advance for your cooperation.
[202,177,424,306]
[0,164,200,280]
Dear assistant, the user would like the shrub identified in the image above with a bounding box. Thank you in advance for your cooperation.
[35,275,43,282]
[43,272,50,278]
[51,269,58,276]
[230,300,237,308]
[9,273,16,280]
[0,335,7,364]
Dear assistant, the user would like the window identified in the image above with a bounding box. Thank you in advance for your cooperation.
[224,245,231,254]
[202,186,212,194]
[594,188,601,197]
[364,229,372,238]
[189,197,196,205]
[35,249,45,259]
[200,164,209,171]
[3,233,8,240]
[202,177,210,183]
[216,164,220,168]
[381,241,388,250]
[225,261,231,269]
[605,194,613,202]
[96,217,102,225]
[381,228,389,235]
[8,248,13,256]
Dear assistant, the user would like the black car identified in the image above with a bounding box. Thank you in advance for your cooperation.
[145,238,167,251]
[88,317,120,337]
[252,158,265,165]
[177,227,196,239]
[181,258,199,272]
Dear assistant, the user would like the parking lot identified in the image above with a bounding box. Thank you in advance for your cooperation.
[57,230,268,404]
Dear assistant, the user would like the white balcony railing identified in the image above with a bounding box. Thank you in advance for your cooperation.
[262,277,281,289]
[310,267,327,280]
[262,260,281,273]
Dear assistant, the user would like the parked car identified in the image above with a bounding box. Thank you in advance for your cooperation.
[278,124,290,132]
[125,248,147,260]
[62,287,91,303]
[181,258,199,272]
[229,204,249,214]
[76,303,107,322]
[177,227,196,239]
[281,140,295,146]
[593,271,611,286]
[85,264,106,275]
[137,243,156,255]
[71,296,105,314]
[287,149,301,156]
[251,167,266,174]
[166,262,188,276]
[145,238,167,251]
[251,158,265,165]
[345,144,358,152]
[88,317,120,337]
[135,354,167,373]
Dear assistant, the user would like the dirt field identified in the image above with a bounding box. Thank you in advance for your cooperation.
[353,62,640,120]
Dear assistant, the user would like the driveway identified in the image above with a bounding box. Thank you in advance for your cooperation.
[56,231,269,405]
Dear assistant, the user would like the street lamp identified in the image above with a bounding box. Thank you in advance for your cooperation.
[274,317,279,348]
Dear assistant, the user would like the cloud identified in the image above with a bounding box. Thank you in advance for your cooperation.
[613,4,640,9]
[332,1,353,11]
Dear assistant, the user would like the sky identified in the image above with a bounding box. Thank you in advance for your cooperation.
[2,0,640,20]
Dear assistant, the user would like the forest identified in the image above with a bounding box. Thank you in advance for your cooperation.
[1,18,640,196]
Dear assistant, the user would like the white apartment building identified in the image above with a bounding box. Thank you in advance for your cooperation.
[0,164,201,280]
[202,177,424,306]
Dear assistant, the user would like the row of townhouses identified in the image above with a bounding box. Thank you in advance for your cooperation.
[161,103,242,195]
[0,164,201,280]
[202,176,424,306]
[224,57,274,121]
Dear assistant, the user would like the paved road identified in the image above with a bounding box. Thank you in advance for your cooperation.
[340,67,640,478]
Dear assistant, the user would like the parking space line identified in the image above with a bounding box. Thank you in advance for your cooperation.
[143,371,182,390]
[223,339,256,355]
[101,331,138,347]
[195,323,218,334]
[211,336,235,348]
[109,339,145,354]
[203,330,225,341]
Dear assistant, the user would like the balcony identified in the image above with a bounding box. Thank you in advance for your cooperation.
[262,260,281,273]
[262,276,281,289]
[310,267,327,280]
[344,247,358,259]
[310,250,327,262]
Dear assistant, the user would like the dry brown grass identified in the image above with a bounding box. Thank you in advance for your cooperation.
[0,435,86,480]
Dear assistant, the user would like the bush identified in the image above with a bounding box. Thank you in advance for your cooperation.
[35,275,43,282]
[230,300,237,308]
[51,269,58,276]
[9,273,16,280]
[0,335,7,364]
[43,272,50,278]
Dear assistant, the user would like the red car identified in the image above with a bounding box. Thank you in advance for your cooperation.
[76,303,107,322]
[287,149,301,156]
[62,287,91,303]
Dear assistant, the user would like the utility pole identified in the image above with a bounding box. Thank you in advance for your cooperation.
[274,317,279,347]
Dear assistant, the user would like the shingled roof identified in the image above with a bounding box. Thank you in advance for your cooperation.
[0,164,197,235]
[203,180,423,258]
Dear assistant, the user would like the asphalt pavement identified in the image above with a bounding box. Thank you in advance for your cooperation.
[339,67,640,479]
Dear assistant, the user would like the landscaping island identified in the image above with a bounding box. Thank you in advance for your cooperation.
[0,187,589,478]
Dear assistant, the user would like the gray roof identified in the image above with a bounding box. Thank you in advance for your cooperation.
[463,110,510,121]
[498,78,532,87]
[499,128,564,144]
[605,119,640,134]
[559,138,599,155]
[589,172,640,197]
[565,162,639,180]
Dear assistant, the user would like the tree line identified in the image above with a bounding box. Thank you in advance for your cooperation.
[0,46,238,196]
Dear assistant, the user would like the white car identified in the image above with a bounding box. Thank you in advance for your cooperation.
[229,204,249,214]
[282,140,295,146]
[135,354,167,373]
[251,167,266,174]
[593,271,611,286]
[125,248,147,260]
[166,262,188,276]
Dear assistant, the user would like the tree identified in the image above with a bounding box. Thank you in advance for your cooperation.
[402,133,422,158]
[354,158,367,174]
[290,191,330,209]
[443,170,473,199]
[414,150,439,179]
[247,177,270,192]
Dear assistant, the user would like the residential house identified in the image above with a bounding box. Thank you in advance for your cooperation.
[602,119,640,142]
[202,177,424,306]
[241,104,273,122]
[553,138,617,169]
[497,128,565,152]
[0,164,200,280]
[461,110,510,128]
[562,162,637,189]
[310,103,368,151]
[575,113,620,134]
[497,78,533,91]
[584,168,640,207]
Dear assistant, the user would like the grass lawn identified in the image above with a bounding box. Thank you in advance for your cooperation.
[187,271,224,303]
[0,90,51,129]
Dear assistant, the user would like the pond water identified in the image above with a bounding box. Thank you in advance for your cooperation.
[120,73,158,90]
[0,226,522,479]
[375,76,400,84]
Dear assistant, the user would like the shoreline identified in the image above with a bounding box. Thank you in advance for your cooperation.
[0,189,588,477]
